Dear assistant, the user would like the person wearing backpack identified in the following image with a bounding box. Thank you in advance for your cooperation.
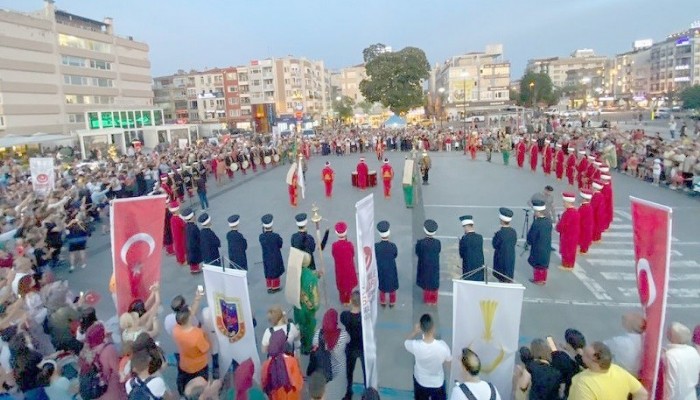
[80,322,125,399]
[261,330,303,400]
[450,348,502,400]
[261,306,300,356]
[310,308,349,400]
[126,349,177,400]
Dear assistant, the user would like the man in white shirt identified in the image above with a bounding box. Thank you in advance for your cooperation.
[450,348,502,400]
[604,312,644,376]
[404,313,452,400]
[663,322,700,400]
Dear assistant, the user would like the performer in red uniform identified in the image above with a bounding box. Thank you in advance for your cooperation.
[590,180,605,243]
[554,143,566,180]
[160,174,175,202]
[578,189,594,254]
[380,158,394,198]
[468,132,479,160]
[164,199,175,256]
[516,139,527,168]
[375,139,384,161]
[600,170,614,230]
[542,140,553,175]
[356,157,369,190]
[586,160,601,190]
[556,192,580,271]
[331,222,358,306]
[565,150,577,186]
[576,151,589,189]
[287,161,299,207]
[170,201,187,265]
[529,138,539,172]
[321,161,334,198]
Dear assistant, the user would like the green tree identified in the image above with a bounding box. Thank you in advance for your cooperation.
[357,100,374,115]
[679,85,700,109]
[360,46,430,115]
[363,43,388,63]
[519,71,559,107]
[333,96,355,120]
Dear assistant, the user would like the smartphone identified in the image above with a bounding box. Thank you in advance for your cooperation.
[79,291,84,297]
[197,285,204,295]
[546,336,557,352]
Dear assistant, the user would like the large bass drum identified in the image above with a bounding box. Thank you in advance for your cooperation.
[264,155,272,164]
[242,160,250,169]
[231,163,239,171]
[273,154,280,163]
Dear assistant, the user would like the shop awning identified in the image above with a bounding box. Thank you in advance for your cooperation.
[0,133,75,148]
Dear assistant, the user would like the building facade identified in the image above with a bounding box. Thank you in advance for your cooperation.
[334,64,367,103]
[432,45,511,117]
[153,71,188,123]
[0,0,152,138]
[527,50,607,88]
[647,26,700,96]
[271,57,331,120]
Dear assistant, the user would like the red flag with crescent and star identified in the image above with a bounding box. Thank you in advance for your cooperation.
[111,195,167,314]
[631,197,672,397]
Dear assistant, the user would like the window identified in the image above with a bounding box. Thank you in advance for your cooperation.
[65,95,114,104]
[58,34,110,53]
[67,113,86,124]
[228,98,238,105]
[229,110,240,117]
[190,100,198,109]
[252,80,261,86]
[226,72,236,80]
[63,75,113,87]
[216,99,225,107]
[62,55,86,67]
[89,59,111,70]
[227,86,238,93]
[241,109,251,116]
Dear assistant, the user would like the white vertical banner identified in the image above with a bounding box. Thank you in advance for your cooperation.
[450,280,525,399]
[29,157,55,197]
[297,157,305,199]
[355,194,379,388]
[203,264,261,381]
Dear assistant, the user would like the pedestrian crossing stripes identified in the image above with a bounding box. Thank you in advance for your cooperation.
[601,272,700,281]
[585,248,683,257]
[586,259,700,268]
[570,262,613,300]
[618,287,700,298]
[607,224,632,230]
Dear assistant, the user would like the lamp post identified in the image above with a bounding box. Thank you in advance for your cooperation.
[335,96,341,127]
[437,87,445,128]
[529,81,536,109]
[460,71,469,133]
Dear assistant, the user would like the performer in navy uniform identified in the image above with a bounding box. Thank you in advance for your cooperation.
[458,215,485,282]
[415,219,441,306]
[226,214,248,269]
[259,214,284,293]
[375,220,398,308]
[182,208,202,274]
[198,213,221,266]
[492,207,517,282]
[527,199,553,285]
[290,213,316,270]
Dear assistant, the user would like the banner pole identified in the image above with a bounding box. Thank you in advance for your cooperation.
[311,204,329,307]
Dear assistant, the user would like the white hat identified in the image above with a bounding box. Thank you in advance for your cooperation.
[578,150,586,155]
[599,166,610,173]
[580,191,593,200]
[600,174,611,181]
[592,181,604,190]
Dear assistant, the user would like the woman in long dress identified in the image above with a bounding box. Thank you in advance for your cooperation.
[312,308,349,400]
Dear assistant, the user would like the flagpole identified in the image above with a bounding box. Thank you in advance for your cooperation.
[311,204,329,307]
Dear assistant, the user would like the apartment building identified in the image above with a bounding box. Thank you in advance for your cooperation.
[271,57,331,119]
[153,70,188,123]
[334,64,367,103]
[527,49,607,88]
[647,25,700,96]
[432,45,511,117]
[0,0,152,139]
[221,67,249,129]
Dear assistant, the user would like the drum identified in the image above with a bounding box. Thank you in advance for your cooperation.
[242,160,249,169]
[231,163,239,171]
[264,155,272,164]
[369,171,377,187]
[273,154,280,163]
[253,157,261,165]
[352,171,358,187]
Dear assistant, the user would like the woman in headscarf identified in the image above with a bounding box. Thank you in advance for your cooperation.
[311,308,349,400]
[229,358,265,400]
[80,323,125,399]
[261,330,303,400]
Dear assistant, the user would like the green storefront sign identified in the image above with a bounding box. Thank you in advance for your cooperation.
[88,110,159,130]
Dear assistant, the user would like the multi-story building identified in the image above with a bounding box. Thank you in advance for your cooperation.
[0,0,152,141]
[608,45,652,102]
[432,45,511,117]
[647,25,700,96]
[185,68,225,123]
[221,67,249,129]
[271,56,331,120]
[153,71,188,123]
[527,50,608,88]
[335,64,367,103]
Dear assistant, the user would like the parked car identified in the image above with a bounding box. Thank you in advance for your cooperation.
[465,115,486,122]
[655,107,671,118]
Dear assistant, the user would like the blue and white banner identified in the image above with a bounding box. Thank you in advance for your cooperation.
[450,280,525,399]
[355,194,379,388]
[203,264,260,381]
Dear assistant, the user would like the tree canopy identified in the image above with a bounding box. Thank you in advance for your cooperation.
[680,85,700,110]
[333,95,355,120]
[519,71,559,107]
[362,43,389,63]
[360,46,430,115]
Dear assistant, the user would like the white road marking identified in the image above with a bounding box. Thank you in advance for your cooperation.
[615,210,633,220]
[586,259,700,268]
[602,232,633,238]
[437,291,700,308]
[570,262,613,300]
[608,224,632,230]
[586,248,683,257]
[601,272,700,281]
[618,287,700,298]
[612,217,622,222]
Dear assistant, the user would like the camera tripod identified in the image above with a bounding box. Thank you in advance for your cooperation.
[518,208,531,256]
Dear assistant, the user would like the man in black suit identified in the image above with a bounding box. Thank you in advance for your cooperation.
[458,215,485,282]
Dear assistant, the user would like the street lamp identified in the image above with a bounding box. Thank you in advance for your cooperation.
[529,81,535,109]
[437,87,445,128]
[460,71,469,132]
[334,96,341,126]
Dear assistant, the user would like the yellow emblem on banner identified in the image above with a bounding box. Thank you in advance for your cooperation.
[473,299,505,374]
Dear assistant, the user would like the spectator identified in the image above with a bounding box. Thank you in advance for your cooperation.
[183,376,222,400]
[261,305,300,356]
[693,325,700,399]
[603,312,644,376]
[9,331,46,399]
[37,359,76,400]
[551,328,586,397]
[450,347,502,400]
[526,339,563,400]
[341,290,365,399]
[230,358,265,400]
[569,341,647,400]
[312,308,349,400]
[81,322,125,399]
[513,347,532,400]
[125,348,176,400]
[172,289,210,396]
[663,322,700,400]
[196,173,209,210]
[404,313,452,400]
[261,329,303,399]
[308,371,327,400]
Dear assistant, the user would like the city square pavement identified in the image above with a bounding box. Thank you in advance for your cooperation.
[60,147,700,397]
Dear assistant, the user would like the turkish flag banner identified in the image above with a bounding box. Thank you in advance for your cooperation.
[631,196,672,396]
[111,195,167,314]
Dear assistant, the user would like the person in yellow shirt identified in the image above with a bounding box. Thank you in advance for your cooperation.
[569,341,648,400]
